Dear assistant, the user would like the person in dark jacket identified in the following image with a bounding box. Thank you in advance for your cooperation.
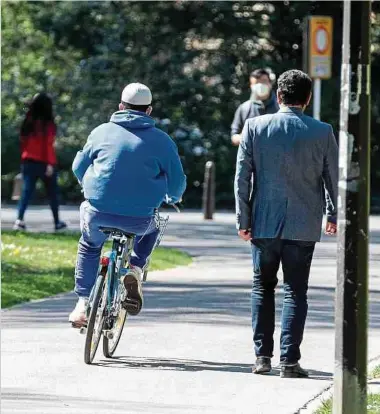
[231,68,279,146]
[13,93,67,231]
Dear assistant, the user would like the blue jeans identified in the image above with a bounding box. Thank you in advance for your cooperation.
[18,160,60,224]
[75,201,159,297]
[251,238,315,364]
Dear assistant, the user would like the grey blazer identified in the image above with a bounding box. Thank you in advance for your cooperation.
[234,106,338,242]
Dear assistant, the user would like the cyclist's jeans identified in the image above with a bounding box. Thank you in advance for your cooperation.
[75,201,159,297]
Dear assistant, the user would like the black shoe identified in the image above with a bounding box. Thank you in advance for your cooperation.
[280,363,308,378]
[252,357,272,374]
[55,221,68,231]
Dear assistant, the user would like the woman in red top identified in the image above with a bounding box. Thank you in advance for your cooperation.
[13,93,67,231]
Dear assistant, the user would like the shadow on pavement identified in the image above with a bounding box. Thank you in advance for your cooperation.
[95,356,253,373]
[94,356,333,380]
[3,284,380,331]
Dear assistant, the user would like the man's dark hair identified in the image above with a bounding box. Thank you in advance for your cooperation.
[250,68,270,80]
[122,101,151,112]
[277,70,312,106]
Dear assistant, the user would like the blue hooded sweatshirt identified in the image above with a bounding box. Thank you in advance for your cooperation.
[72,110,186,217]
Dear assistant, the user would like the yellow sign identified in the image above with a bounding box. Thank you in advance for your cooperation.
[309,16,333,79]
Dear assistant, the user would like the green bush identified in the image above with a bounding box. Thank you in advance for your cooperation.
[2,2,380,208]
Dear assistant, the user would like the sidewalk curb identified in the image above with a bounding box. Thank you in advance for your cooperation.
[1,291,76,312]
[298,355,380,414]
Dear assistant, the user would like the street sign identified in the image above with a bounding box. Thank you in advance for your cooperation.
[309,16,333,79]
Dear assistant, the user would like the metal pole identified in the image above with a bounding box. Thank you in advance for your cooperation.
[333,1,371,413]
[313,78,321,120]
[202,161,215,220]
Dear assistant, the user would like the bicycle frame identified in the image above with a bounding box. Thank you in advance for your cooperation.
[88,207,176,316]
[105,235,134,316]
[83,208,176,355]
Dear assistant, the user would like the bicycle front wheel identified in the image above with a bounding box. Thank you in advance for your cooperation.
[103,307,127,358]
[84,274,107,364]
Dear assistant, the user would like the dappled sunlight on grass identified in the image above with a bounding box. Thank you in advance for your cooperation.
[1,231,191,308]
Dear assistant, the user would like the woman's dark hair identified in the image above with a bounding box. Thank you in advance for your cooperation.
[20,92,54,138]
[122,101,151,113]
[277,70,312,106]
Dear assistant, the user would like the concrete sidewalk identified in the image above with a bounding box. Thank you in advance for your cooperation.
[2,206,380,414]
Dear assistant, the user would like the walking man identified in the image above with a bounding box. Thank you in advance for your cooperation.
[234,70,338,377]
[231,68,279,146]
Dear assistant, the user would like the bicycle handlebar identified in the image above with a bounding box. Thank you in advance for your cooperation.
[163,195,181,212]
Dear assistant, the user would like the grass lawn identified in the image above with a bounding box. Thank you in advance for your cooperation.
[372,365,380,379]
[1,231,192,309]
[315,395,380,414]
[314,366,380,414]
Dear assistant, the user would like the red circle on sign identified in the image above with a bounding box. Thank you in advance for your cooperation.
[314,25,329,54]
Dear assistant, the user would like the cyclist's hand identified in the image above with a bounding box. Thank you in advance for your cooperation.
[165,195,181,205]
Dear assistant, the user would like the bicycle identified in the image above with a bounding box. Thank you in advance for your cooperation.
[82,210,170,365]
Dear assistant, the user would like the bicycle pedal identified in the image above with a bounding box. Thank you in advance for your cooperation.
[123,297,139,306]
[122,298,142,315]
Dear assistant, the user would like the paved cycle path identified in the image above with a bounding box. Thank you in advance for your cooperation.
[2,207,380,414]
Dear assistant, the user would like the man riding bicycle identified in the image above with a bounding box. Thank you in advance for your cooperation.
[69,83,186,327]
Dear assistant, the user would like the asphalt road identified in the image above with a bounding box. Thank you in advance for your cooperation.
[2,207,380,414]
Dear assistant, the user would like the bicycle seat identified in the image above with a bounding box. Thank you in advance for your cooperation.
[99,227,136,238]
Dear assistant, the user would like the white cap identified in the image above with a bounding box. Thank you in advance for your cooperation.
[121,83,152,106]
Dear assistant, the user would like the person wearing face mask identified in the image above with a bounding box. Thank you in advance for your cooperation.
[231,68,279,146]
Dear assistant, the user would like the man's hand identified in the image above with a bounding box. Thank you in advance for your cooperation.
[238,229,252,241]
[231,134,241,146]
[325,221,337,236]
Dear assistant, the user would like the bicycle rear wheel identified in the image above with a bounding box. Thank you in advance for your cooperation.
[84,274,107,364]
[103,307,127,358]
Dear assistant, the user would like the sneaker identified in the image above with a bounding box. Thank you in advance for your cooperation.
[69,297,89,328]
[120,265,143,316]
[280,363,309,378]
[13,220,26,231]
[252,357,272,374]
[55,221,68,231]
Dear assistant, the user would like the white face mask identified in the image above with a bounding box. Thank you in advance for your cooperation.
[251,83,271,99]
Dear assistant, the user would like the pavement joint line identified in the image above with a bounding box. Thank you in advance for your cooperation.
[298,354,380,414]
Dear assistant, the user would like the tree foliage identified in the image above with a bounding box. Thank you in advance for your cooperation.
[2,1,380,206]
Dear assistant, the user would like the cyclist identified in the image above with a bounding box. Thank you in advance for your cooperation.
[69,83,186,327]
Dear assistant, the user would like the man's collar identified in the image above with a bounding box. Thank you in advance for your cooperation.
[279,105,304,114]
